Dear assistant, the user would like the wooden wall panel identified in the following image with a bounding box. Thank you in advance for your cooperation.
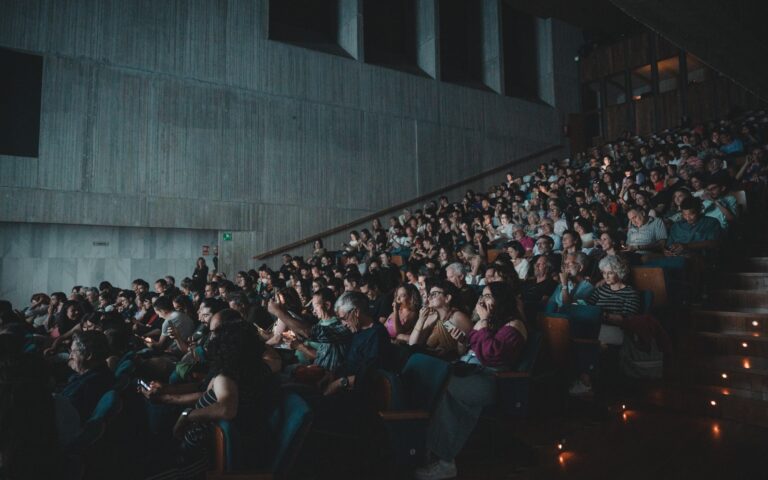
[627,32,650,68]
[604,103,630,141]
[634,97,655,136]
[658,90,681,131]
[686,80,715,124]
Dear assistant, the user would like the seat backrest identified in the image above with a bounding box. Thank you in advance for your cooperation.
[370,369,405,412]
[733,190,747,212]
[631,266,667,308]
[212,420,242,472]
[514,331,542,373]
[538,315,571,369]
[401,353,451,411]
[89,390,122,422]
[487,249,501,263]
[640,290,654,314]
[113,358,135,379]
[391,255,404,267]
[558,305,602,339]
[270,393,313,476]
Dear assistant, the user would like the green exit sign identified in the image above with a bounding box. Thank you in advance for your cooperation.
[223,232,233,241]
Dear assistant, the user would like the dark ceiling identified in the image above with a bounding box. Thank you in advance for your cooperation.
[610,0,768,101]
[505,0,768,101]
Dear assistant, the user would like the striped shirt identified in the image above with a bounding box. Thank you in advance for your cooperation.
[587,285,641,315]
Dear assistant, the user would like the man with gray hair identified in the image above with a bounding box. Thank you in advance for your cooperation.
[321,291,392,396]
[625,207,667,255]
[445,262,478,314]
[546,252,594,311]
[61,330,114,422]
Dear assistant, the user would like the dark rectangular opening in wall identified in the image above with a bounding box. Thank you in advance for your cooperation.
[363,0,423,75]
[269,0,349,57]
[0,48,42,158]
[501,4,538,100]
[438,0,485,89]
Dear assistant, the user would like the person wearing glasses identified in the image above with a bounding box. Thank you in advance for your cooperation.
[408,281,472,360]
[415,282,527,480]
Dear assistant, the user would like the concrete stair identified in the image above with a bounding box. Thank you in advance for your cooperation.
[645,228,768,426]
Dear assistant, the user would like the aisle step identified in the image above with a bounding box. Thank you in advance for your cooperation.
[689,309,768,335]
[644,383,768,427]
[715,273,768,290]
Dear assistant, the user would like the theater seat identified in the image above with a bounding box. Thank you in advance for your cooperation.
[632,266,668,309]
[493,330,543,417]
[208,393,313,480]
[63,390,123,453]
[375,353,451,466]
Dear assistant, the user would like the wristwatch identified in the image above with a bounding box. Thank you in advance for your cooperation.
[340,376,350,390]
[181,408,192,419]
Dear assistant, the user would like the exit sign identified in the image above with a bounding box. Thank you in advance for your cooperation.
[223,232,233,241]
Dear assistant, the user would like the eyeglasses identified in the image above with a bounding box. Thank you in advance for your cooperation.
[428,290,445,298]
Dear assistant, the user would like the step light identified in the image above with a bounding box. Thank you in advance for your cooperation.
[742,342,749,348]
[710,400,717,406]
[753,320,760,327]
[721,373,728,379]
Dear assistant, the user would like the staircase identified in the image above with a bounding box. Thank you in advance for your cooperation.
[645,216,768,427]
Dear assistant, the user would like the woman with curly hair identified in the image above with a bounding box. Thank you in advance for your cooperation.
[170,317,278,470]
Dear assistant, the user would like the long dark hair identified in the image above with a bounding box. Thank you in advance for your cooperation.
[207,321,266,384]
[486,281,521,331]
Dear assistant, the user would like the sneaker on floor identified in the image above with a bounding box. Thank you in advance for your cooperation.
[568,380,593,396]
[414,459,457,480]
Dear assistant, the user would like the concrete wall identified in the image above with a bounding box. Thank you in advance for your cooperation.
[0,0,581,307]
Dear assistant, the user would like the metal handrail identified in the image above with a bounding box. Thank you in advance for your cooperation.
[253,144,563,260]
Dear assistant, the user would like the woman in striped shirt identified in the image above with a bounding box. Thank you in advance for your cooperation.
[588,255,641,345]
[570,256,640,396]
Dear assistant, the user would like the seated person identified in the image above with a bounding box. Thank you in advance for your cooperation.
[546,252,595,311]
[263,288,309,347]
[60,330,115,422]
[384,284,421,343]
[701,177,738,230]
[143,296,195,354]
[504,240,530,281]
[415,282,527,480]
[665,197,722,257]
[165,321,278,472]
[408,281,472,360]
[272,288,352,372]
[624,207,668,255]
[321,291,394,397]
[569,256,641,396]
[521,255,559,319]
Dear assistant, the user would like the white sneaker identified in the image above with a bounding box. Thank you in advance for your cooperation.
[414,459,457,480]
[568,380,593,396]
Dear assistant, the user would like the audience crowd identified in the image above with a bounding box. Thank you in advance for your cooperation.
[2,109,768,480]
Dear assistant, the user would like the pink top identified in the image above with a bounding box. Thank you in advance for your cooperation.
[384,309,412,338]
[518,236,535,251]
[467,325,526,367]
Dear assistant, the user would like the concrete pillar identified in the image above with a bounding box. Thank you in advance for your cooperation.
[338,0,362,60]
[415,0,438,79]
[481,0,503,94]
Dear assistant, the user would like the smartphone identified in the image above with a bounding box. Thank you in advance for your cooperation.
[137,379,151,390]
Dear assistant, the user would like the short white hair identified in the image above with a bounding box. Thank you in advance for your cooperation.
[446,262,465,276]
[334,291,368,315]
[598,255,629,280]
